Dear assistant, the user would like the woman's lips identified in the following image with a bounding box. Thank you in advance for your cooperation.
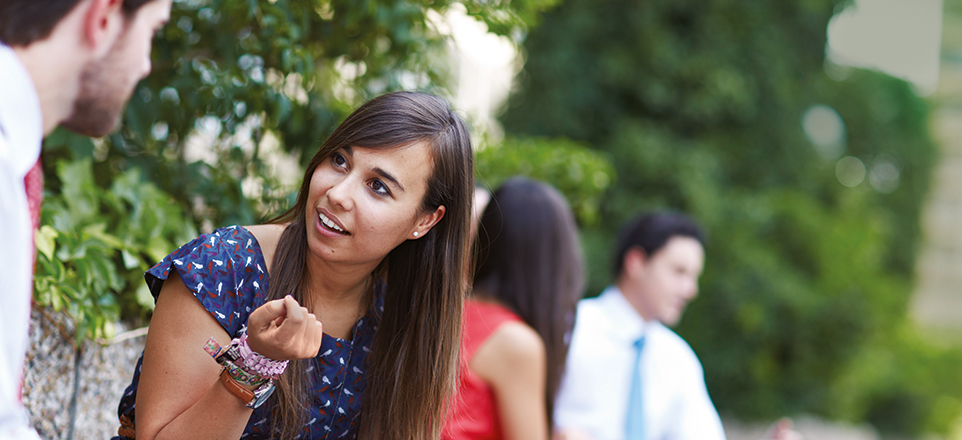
[317,208,350,235]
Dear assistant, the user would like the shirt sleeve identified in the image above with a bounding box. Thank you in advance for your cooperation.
[144,226,269,337]
[671,352,727,440]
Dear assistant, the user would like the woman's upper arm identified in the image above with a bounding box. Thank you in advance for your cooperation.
[471,321,550,440]
[135,271,231,440]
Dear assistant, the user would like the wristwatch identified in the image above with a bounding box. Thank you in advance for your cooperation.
[219,367,276,409]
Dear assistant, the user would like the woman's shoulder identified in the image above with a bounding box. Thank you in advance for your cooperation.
[144,225,276,336]
[484,321,544,360]
[470,320,546,383]
[157,225,265,266]
[242,224,287,273]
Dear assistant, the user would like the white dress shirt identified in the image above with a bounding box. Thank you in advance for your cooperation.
[0,42,43,440]
[555,286,726,440]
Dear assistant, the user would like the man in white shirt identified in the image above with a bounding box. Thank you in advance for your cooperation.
[555,212,723,440]
[0,1,171,437]
[555,213,806,440]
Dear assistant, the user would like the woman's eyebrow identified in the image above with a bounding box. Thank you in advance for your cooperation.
[373,167,405,192]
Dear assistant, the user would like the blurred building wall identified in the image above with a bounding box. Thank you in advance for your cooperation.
[912,0,962,333]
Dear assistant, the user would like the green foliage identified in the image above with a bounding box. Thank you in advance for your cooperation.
[108,0,558,228]
[502,0,945,434]
[475,136,615,226]
[34,151,197,343]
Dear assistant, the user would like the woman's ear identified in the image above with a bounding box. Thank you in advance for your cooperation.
[411,205,446,239]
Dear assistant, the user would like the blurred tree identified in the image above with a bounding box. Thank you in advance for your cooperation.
[475,136,615,227]
[501,0,947,434]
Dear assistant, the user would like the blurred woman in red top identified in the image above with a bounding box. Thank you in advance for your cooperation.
[443,177,585,440]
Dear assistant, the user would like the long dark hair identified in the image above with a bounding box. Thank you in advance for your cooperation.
[266,91,474,440]
[472,177,584,429]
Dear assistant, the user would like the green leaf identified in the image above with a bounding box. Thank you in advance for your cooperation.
[122,250,141,270]
[34,226,59,261]
[135,284,156,311]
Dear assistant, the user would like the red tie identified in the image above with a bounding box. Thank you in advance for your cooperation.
[23,158,43,262]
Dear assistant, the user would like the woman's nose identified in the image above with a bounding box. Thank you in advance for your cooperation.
[326,175,355,211]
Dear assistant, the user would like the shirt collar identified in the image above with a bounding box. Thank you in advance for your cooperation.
[597,285,650,343]
[0,41,43,176]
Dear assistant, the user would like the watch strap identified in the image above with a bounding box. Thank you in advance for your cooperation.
[219,367,255,406]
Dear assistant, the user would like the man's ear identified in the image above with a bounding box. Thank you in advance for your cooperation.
[411,205,446,239]
[623,247,649,278]
[81,0,125,57]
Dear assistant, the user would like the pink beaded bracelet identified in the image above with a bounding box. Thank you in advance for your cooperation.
[236,332,289,379]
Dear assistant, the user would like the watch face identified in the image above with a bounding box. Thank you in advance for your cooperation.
[250,381,276,409]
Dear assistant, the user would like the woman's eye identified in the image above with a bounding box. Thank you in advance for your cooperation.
[331,152,347,167]
[370,179,390,196]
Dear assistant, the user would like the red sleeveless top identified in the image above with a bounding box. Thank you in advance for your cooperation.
[442,299,523,440]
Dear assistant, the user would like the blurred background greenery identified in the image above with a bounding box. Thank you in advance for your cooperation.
[34,0,962,437]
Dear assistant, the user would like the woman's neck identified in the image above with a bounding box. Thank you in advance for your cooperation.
[302,257,377,302]
[300,256,379,339]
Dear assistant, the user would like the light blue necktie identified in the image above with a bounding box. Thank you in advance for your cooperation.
[624,335,646,440]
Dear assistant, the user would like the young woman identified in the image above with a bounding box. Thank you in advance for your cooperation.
[113,91,474,440]
[443,177,585,440]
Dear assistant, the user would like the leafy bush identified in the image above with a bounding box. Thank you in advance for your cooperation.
[35,136,197,343]
[475,136,615,226]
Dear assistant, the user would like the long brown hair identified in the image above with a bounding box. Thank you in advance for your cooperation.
[265,91,473,440]
[472,177,584,429]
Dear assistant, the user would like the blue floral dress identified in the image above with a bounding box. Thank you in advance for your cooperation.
[113,225,383,440]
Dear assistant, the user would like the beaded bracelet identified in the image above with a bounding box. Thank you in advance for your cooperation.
[203,333,289,380]
[237,333,289,379]
[222,359,269,387]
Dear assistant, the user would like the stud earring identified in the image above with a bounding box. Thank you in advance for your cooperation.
[413,231,419,237]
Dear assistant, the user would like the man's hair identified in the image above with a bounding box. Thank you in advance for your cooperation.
[613,211,706,278]
[0,0,155,46]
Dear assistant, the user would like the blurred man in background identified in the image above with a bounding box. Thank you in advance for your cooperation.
[554,211,803,440]
[554,211,725,440]
[0,0,171,437]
